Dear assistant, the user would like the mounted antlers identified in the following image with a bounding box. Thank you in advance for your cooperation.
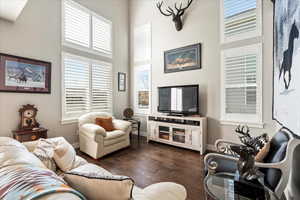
[156,0,194,31]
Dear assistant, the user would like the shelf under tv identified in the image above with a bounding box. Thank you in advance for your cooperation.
[147,114,207,154]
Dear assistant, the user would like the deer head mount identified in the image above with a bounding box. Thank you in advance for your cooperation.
[156,0,193,31]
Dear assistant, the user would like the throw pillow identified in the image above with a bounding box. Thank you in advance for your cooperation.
[95,117,115,131]
[33,139,57,172]
[53,137,76,172]
[255,141,271,162]
[64,163,134,200]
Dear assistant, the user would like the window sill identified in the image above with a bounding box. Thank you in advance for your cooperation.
[61,118,78,125]
[220,120,265,129]
[62,41,112,59]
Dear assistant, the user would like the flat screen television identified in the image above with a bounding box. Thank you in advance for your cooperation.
[158,85,199,116]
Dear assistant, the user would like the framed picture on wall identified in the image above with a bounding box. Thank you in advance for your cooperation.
[0,53,51,93]
[273,0,300,136]
[118,72,126,92]
[164,43,202,73]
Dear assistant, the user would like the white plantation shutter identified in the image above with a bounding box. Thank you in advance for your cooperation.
[62,0,114,123]
[221,44,262,124]
[91,62,113,112]
[63,0,113,57]
[63,0,90,47]
[221,0,261,43]
[62,54,113,120]
[92,16,112,55]
[63,55,90,115]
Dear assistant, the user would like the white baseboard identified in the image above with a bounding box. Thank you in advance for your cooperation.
[206,144,216,152]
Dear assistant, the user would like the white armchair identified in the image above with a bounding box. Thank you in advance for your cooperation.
[78,112,132,159]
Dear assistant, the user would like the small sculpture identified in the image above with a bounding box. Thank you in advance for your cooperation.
[232,125,269,180]
[231,145,258,180]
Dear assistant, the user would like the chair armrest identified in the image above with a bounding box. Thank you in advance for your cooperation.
[204,152,284,175]
[215,139,241,157]
[255,161,285,169]
[204,153,239,174]
[113,119,131,132]
[79,123,107,137]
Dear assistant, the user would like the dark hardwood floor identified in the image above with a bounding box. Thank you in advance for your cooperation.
[77,135,207,200]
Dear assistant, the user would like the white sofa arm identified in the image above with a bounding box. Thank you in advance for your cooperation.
[141,182,187,200]
[80,123,107,137]
[113,119,132,132]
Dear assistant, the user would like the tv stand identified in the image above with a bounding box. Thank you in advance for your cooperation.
[167,113,184,117]
[147,114,207,154]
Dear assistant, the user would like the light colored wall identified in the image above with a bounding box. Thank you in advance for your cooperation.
[0,0,129,144]
[129,0,276,146]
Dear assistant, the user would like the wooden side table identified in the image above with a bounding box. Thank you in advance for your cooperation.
[12,128,48,142]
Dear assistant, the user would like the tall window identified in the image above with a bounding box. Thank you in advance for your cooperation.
[62,54,113,121]
[62,0,112,57]
[221,44,262,126]
[62,0,113,123]
[221,0,262,43]
[133,24,151,114]
[220,0,263,127]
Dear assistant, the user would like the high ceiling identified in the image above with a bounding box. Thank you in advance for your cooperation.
[0,0,28,22]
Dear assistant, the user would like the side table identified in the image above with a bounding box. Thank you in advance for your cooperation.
[12,128,48,142]
[123,118,141,141]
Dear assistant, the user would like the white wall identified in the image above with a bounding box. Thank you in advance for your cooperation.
[129,0,276,146]
[0,0,129,144]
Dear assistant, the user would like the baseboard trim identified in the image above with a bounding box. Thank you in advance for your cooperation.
[206,144,216,152]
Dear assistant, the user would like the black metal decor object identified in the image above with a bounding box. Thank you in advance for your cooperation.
[231,145,259,180]
[156,0,193,31]
[232,125,269,180]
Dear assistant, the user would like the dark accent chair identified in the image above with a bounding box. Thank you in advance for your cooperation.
[204,129,294,200]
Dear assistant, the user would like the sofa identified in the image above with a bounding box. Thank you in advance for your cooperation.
[0,137,187,200]
[78,112,132,159]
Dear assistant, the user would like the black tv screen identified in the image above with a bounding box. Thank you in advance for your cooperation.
[158,85,199,115]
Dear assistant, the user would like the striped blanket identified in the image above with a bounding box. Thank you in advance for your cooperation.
[0,165,86,200]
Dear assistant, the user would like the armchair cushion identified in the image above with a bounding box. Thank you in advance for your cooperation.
[80,123,107,138]
[263,142,287,191]
[113,119,131,132]
[95,117,115,131]
[106,130,126,140]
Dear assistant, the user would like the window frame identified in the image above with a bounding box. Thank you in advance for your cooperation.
[220,43,263,128]
[220,0,263,44]
[62,0,113,58]
[133,23,152,115]
[61,52,113,124]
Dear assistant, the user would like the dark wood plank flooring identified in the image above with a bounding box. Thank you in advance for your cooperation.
[77,135,207,200]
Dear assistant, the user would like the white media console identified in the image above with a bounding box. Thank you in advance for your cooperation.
[147,114,207,155]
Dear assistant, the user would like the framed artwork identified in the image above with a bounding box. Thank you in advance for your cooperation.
[273,0,300,136]
[0,53,51,93]
[164,43,201,73]
[118,72,126,92]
